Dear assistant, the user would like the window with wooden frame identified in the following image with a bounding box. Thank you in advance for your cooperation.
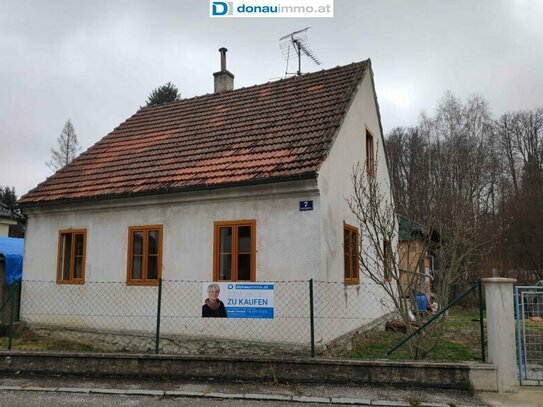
[343,223,359,284]
[57,229,87,284]
[366,129,375,176]
[384,239,393,282]
[127,225,163,285]
[213,220,256,282]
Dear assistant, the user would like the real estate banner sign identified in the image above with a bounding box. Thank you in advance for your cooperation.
[202,282,274,319]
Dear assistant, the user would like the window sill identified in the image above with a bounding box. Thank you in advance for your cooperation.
[126,280,160,286]
[56,280,85,285]
[344,280,360,286]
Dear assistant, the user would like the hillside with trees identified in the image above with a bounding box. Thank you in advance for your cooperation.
[385,92,543,284]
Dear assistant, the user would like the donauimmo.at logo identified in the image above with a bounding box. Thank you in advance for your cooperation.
[210,0,334,18]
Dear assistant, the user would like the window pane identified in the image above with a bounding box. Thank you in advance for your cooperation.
[132,256,142,279]
[74,256,83,279]
[343,229,350,279]
[133,231,144,255]
[147,255,158,280]
[61,233,72,281]
[219,227,232,252]
[75,234,84,256]
[344,229,350,252]
[366,133,374,173]
[219,253,232,280]
[148,230,159,255]
[351,232,358,279]
[238,254,251,281]
[238,226,251,253]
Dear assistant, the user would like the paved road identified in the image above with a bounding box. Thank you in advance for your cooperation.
[0,373,487,406]
[2,391,339,407]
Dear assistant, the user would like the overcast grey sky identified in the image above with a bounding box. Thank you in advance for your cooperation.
[1,0,542,196]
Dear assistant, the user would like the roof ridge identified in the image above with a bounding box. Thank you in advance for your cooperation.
[138,60,369,112]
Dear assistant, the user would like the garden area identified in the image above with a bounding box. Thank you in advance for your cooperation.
[350,306,485,361]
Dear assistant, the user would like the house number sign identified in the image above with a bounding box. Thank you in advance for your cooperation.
[299,200,313,211]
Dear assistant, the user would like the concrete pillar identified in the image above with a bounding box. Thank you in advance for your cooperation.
[482,278,518,393]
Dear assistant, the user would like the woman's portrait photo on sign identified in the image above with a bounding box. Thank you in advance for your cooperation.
[202,283,227,318]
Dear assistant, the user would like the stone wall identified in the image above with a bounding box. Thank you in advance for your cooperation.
[319,312,396,357]
[0,351,498,390]
[30,324,309,357]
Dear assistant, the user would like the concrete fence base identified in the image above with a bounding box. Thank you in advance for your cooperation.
[28,324,309,357]
[0,351,497,391]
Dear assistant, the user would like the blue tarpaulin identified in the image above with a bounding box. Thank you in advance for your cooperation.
[0,237,24,285]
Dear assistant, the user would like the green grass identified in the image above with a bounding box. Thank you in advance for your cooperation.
[446,307,481,327]
[350,306,484,361]
[349,330,476,361]
[524,320,543,333]
[0,329,98,352]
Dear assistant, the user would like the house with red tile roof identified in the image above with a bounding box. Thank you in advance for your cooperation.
[18,51,396,346]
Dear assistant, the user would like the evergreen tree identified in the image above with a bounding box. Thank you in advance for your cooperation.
[145,82,181,107]
[0,186,24,237]
[0,186,17,208]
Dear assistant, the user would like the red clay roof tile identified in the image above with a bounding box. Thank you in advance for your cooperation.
[19,61,368,205]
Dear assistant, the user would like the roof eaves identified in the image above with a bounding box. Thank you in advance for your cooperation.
[18,172,318,209]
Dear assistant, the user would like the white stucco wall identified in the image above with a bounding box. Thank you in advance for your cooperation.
[315,66,397,335]
[21,181,325,343]
[22,180,322,283]
[317,67,393,282]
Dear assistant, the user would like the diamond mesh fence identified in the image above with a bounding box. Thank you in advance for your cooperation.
[0,279,485,361]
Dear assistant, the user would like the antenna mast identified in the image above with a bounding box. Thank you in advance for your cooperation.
[279,27,321,77]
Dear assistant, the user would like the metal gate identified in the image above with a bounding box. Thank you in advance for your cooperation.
[515,285,543,385]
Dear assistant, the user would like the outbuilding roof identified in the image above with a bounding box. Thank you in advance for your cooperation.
[0,203,13,220]
[0,203,21,223]
[19,61,369,206]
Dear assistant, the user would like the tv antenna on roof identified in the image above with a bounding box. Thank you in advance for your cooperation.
[279,27,321,77]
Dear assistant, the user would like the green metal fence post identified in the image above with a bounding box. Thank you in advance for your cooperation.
[155,277,163,354]
[309,278,315,358]
[478,279,486,362]
[7,281,19,351]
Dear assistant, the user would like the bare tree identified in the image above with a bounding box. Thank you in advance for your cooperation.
[387,93,543,288]
[385,126,431,222]
[349,154,441,359]
[496,108,543,281]
[46,120,81,171]
[420,93,499,299]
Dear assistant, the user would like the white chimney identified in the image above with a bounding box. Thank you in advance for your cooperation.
[213,47,234,93]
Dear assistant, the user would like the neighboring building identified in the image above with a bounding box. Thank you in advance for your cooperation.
[398,215,434,297]
[18,52,395,345]
[0,203,18,237]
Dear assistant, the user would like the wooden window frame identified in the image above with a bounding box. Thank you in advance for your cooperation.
[366,128,375,176]
[213,220,256,282]
[126,225,163,286]
[56,229,87,285]
[343,223,360,285]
